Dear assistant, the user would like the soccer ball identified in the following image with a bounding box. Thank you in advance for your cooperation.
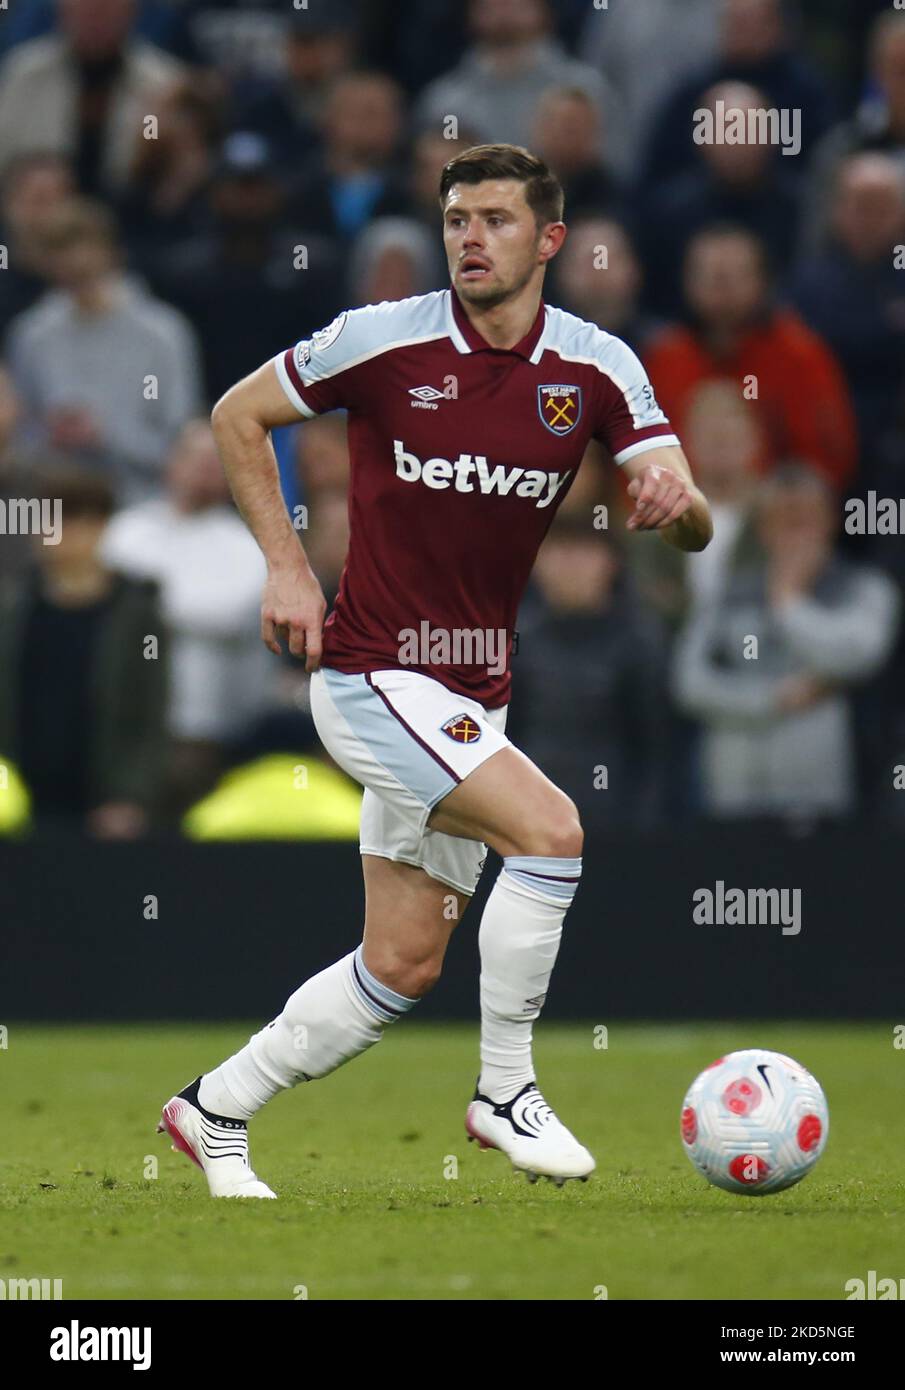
[680,1049,828,1195]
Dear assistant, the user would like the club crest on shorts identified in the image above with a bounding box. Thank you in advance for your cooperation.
[441,713,482,744]
[538,384,581,435]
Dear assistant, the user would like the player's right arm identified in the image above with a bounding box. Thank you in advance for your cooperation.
[211,360,326,669]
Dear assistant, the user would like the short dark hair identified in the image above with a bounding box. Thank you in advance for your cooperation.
[685,222,773,279]
[36,466,116,520]
[438,143,564,229]
[757,461,836,505]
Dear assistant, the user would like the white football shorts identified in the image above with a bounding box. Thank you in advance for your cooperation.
[309,666,510,894]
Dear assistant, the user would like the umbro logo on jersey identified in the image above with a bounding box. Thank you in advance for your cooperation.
[409,385,445,410]
[393,440,570,509]
[538,384,582,435]
[441,714,482,744]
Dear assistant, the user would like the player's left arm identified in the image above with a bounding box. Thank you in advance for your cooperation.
[622,445,713,553]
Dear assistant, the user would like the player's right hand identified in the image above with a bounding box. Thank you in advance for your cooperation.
[261,566,326,671]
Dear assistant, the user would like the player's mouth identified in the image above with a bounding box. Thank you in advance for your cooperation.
[459,256,493,281]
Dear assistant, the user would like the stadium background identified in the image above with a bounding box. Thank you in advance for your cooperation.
[1,0,904,1022]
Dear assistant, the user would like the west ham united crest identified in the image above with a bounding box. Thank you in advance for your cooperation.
[538,384,581,435]
[441,714,482,744]
[311,310,348,352]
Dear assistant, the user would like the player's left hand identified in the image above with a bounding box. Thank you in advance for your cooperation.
[626,462,693,532]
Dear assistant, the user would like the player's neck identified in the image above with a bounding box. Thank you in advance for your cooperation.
[456,286,542,352]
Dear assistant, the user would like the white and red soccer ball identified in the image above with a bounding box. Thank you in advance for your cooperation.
[681,1049,829,1195]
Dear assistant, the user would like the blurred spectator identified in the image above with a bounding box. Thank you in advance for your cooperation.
[117,73,225,268]
[789,153,905,490]
[682,383,764,610]
[0,0,184,195]
[641,0,834,188]
[531,86,621,221]
[578,0,719,170]
[541,439,610,527]
[295,413,350,506]
[287,71,410,241]
[228,5,356,165]
[0,366,22,476]
[284,420,350,728]
[0,467,167,836]
[551,217,658,356]
[797,0,891,103]
[0,152,75,341]
[101,419,269,816]
[672,466,900,820]
[348,216,440,305]
[415,0,615,166]
[154,132,343,403]
[644,225,858,489]
[225,452,353,773]
[303,487,350,610]
[0,367,36,581]
[177,0,296,80]
[636,80,803,315]
[411,129,475,219]
[629,380,763,629]
[7,197,202,503]
[357,0,467,96]
[804,12,905,249]
[512,514,666,830]
[408,127,479,284]
[0,0,199,64]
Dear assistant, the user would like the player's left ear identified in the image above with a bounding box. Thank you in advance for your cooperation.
[539,222,567,263]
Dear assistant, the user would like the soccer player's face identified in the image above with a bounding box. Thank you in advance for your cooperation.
[443,179,545,307]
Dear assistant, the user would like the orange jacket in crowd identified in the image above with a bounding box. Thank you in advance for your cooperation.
[643,309,858,489]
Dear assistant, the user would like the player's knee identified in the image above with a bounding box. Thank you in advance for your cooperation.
[547,805,584,860]
[519,796,583,859]
[368,948,443,1001]
[406,958,444,998]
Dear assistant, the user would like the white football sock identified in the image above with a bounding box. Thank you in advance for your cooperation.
[478,856,582,1104]
[198,946,418,1120]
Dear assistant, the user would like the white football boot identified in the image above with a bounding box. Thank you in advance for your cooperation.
[466,1079,595,1186]
[157,1076,276,1199]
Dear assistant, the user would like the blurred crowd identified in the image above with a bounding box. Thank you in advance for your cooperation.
[0,0,904,838]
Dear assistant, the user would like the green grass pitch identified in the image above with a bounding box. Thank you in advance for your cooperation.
[1,1022,901,1300]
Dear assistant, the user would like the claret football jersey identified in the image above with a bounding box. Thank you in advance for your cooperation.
[273,287,679,708]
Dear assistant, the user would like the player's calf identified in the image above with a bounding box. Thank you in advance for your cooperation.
[159,943,422,1197]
